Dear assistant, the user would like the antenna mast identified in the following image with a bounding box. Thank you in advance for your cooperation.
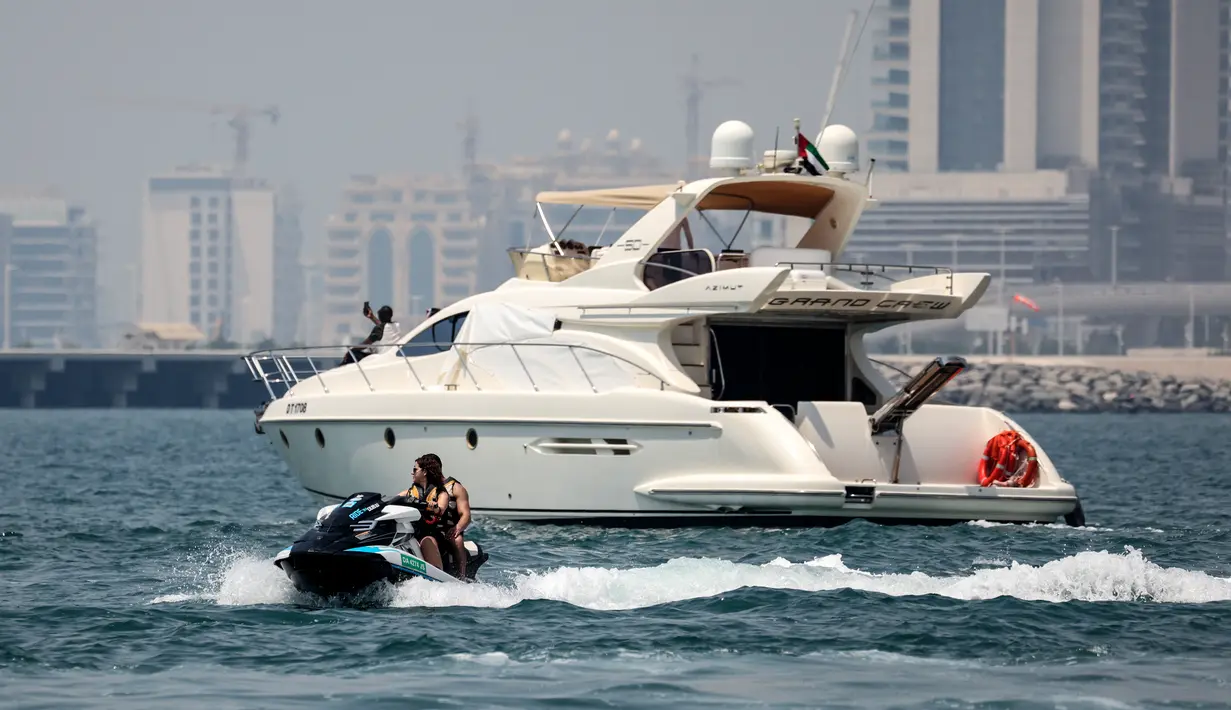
[818,0,876,137]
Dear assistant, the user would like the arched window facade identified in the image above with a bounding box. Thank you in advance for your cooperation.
[367,228,394,310]
[409,227,436,315]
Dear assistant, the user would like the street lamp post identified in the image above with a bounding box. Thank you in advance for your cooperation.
[1056,278,1065,357]
[995,228,1009,355]
[902,243,923,355]
[1186,285,1195,349]
[996,228,1009,298]
[2,264,16,351]
[1109,224,1119,288]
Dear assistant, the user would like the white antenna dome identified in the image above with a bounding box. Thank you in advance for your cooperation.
[709,120,755,175]
[816,124,859,175]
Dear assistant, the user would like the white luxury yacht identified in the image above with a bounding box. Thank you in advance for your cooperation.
[246,121,1085,527]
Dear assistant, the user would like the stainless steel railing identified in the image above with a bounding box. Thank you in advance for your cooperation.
[773,262,955,295]
[243,341,668,400]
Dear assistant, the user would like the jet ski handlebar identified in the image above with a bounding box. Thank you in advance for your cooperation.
[385,494,430,510]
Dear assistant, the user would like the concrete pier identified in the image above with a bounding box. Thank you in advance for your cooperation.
[1,348,1227,410]
[0,350,266,409]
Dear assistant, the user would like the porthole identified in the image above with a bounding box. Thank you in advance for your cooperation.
[315,428,325,448]
[466,428,478,449]
[279,430,289,448]
[384,427,396,448]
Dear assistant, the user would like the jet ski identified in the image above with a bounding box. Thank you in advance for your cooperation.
[273,491,490,597]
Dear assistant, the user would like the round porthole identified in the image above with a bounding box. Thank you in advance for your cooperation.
[279,430,289,448]
[465,428,478,449]
[384,427,396,449]
[315,428,325,448]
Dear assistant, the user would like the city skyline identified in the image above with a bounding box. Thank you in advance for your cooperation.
[0,0,875,333]
[3,0,1230,352]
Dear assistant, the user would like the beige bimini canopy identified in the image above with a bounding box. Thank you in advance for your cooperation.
[535,178,835,218]
[534,184,684,210]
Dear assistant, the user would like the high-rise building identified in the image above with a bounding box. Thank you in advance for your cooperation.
[319,175,481,344]
[315,129,682,345]
[847,169,1092,287]
[0,189,99,347]
[867,0,1231,283]
[273,186,305,346]
[140,166,276,344]
[870,0,1225,174]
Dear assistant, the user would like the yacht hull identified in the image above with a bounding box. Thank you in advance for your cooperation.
[258,390,1082,527]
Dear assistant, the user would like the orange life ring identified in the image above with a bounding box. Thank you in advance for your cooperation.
[977,430,1039,488]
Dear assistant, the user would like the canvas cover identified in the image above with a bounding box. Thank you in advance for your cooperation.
[437,302,639,392]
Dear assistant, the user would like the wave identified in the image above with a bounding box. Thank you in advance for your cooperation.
[152,545,1231,610]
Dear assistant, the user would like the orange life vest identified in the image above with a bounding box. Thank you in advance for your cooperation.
[405,483,445,526]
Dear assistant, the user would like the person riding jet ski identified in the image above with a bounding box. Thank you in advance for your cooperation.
[389,453,451,573]
[271,455,490,597]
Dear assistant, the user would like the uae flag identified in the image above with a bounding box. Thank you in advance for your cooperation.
[796,130,830,175]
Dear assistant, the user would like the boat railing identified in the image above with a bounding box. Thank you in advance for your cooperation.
[774,261,955,295]
[243,341,669,400]
[628,247,956,294]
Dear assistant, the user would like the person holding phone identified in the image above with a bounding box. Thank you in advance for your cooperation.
[340,301,400,365]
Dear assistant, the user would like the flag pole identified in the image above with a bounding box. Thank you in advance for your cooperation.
[792,118,801,169]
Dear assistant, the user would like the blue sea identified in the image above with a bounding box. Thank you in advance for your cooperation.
[1,410,1229,709]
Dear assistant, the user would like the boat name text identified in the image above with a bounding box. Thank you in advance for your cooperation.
[766,297,951,311]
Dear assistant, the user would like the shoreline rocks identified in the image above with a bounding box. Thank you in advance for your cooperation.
[874,360,1231,413]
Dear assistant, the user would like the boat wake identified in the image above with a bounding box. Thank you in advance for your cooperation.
[152,545,1231,609]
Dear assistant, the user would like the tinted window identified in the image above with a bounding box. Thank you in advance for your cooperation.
[399,312,468,357]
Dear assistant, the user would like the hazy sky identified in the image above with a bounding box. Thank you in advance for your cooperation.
[1,0,873,305]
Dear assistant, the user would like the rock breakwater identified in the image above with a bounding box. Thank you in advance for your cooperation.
[875,359,1231,413]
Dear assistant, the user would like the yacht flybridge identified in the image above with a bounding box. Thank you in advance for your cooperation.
[245,121,1084,527]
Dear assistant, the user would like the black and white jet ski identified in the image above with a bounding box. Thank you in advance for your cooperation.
[273,491,490,596]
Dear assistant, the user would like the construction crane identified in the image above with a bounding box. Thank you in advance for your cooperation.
[681,54,739,179]
[97,94,279,174]
[457,102,479,179]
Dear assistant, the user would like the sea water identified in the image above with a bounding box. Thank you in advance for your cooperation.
[1,410,1228,709]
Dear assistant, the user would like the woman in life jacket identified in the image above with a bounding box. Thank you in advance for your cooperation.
[440,476,473,579]
[394,453,451,573]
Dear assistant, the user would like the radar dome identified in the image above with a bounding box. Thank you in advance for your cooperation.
[709,120,755,175]
[816,124,859,175]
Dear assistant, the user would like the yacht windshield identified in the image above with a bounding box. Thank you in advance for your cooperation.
[535,204,648,250]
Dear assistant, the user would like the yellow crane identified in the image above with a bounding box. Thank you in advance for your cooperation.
[97,94,279,174]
